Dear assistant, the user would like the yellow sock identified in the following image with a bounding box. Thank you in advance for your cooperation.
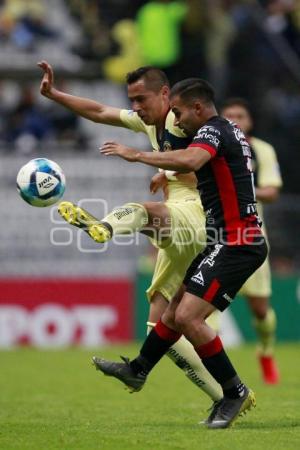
[253,307,277,356]
[102,202,148,235]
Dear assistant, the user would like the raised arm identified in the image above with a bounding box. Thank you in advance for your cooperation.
[37,60,124,127]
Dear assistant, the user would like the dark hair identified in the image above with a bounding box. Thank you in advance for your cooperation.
[170,78,215,105]
[221,97,252,117]
[126,66,170,91]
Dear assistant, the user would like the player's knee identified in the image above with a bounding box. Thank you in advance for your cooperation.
[247,296,269,319]
[253,306,268,320]
[142,202,170,228]
[175,308,206,333]
[161,309,176,329]
[174,309,190,332]
[142,202,156,217]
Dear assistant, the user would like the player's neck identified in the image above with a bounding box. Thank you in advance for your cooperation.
[156,105,170,137]
[201,106,218,126]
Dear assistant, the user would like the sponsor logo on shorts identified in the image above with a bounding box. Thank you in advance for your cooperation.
[203,244,223,267]
[191,270,204,285]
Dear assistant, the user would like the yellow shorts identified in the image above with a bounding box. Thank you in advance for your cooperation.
[146,197,206,302]
[239,256,271,298]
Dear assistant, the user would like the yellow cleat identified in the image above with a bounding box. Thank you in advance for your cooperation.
[89,223,112,243]
[58,201,112,243]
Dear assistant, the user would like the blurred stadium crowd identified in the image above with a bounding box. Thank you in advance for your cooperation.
[0,0,300,271]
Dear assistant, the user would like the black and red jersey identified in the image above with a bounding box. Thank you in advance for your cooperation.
[189,116,261,245]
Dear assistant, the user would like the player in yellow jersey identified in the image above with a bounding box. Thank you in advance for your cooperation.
[38,62,222,404]
[221,98,282,384]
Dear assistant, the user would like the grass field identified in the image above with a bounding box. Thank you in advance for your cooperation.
[0,343,299,450]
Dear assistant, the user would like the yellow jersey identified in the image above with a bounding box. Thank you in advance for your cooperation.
[120,109,199,201]
[250,136,283,224]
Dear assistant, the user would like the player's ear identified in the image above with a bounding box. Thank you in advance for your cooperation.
[161,85,170,97]
[194,101,203,115]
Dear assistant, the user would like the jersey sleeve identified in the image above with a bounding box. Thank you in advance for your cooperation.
[253,139,283,188]
[119,109,147,133]
[188,125,221,157]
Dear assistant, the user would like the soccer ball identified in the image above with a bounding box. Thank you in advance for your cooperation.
[17,158,66,207]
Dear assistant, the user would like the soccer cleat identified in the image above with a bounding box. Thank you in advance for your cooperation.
[92,356,147,393]
[58,201,112,243]
[199,399,223,425]
[207,388,256,429]
[259,355,280,384]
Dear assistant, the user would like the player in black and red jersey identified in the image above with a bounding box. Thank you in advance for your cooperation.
[94,78,268,429]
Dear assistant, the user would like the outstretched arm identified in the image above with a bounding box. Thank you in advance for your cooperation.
[100,141,211,172]
[37,60,124,126]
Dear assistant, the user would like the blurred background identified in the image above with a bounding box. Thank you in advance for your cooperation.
[0,0,299,348]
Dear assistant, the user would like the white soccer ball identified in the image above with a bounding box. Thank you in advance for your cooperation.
[17,158,66,207]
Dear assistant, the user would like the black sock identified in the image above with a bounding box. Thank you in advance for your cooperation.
[223,379,247,399]
[130,322,181,375]
[195,336,246,399]
[201,348,237,384]
[202,352,247,399]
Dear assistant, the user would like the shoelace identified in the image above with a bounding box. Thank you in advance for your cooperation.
[120,356,131,366]
[207,399,223,420]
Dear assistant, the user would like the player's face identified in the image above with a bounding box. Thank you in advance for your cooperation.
[127,80,169,125]
[221,105,253,134]
[170,95,201,136]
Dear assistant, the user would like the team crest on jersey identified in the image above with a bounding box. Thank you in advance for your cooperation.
[163,141,172,152]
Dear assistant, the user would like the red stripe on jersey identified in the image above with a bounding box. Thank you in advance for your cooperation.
[188,143,217,157]
[195,336,223,358]
[203,278,220,302]
[211,157,258,245]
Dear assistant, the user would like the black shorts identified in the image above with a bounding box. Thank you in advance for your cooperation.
[184,236,268,311]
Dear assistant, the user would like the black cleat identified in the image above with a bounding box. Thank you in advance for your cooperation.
[92,356,147,393]
[199,399,224,425]
[207,388,256,429]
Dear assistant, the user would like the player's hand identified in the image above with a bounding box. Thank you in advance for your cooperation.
[37,60,54,98]
[150,172,168,194]
[100,142,138,162]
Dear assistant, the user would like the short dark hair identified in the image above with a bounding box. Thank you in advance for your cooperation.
[170,78,215,105]
[221,97,252,117]
[126,66,170,92]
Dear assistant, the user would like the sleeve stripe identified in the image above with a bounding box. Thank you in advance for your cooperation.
[188,143,217,157]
